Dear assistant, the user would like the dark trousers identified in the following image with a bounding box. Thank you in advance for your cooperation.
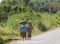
[27,31,32,40]
[20,32,26,40]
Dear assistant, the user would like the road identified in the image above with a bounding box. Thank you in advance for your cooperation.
[7,28,60,44]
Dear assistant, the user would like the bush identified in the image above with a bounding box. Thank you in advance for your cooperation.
[37,22,47,32]
[0,26,19,44]
[0,37,4,44]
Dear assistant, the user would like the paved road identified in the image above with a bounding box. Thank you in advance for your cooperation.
[7,28,60,44]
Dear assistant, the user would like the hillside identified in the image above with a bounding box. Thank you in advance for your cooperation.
[7,28,60,44]
[0,0,60,44]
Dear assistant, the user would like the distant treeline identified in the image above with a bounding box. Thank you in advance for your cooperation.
[0,0,60,22]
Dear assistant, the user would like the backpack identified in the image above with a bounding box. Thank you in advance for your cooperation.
[21,24,26,32]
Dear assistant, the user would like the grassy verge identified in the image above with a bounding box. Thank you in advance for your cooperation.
[0,26,60,44]
[0,26,19,44]
[0,12,60,44]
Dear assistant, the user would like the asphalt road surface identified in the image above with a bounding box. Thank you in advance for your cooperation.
[7,28,60,44]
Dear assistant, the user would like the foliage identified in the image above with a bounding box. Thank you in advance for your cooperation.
[0,26,19,43]
[6,12,60,30]
[0,0,60,22]
[0,0,60,44]
[0,37,4,44]
[37,22,47,32]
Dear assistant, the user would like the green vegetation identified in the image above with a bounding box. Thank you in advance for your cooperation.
[0,0,60,44]
[0,26,19,44]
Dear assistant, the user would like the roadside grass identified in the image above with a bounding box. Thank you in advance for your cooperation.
[32,28,42,36]
[0,26,19,43]
[0,12,60,44]
[0,25,60,44]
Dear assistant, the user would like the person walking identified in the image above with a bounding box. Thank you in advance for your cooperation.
[26,21,34,40]
[20,22,27,40]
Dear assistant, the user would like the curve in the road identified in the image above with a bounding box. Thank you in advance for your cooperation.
[7,28,60,44]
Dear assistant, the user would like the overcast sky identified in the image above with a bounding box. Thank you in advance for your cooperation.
[0,0,2,2]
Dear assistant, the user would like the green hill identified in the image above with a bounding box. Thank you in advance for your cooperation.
[0,0,60,44]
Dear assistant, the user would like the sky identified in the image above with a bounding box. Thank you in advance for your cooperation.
[0,0,2,2]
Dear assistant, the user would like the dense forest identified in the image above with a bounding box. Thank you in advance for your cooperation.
[0,0,60,44]
[0,0,60,22]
